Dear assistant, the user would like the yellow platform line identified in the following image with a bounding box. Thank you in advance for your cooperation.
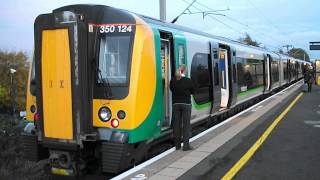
[222,92,303,180]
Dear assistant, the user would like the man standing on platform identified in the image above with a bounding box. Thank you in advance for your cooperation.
[170,67,195,151]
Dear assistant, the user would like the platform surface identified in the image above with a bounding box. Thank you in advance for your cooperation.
[180,84,320,180]
[120,81,308,180]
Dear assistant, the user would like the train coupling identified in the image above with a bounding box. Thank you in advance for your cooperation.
[48,150,85,176]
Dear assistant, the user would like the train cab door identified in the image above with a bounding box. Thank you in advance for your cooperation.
[160,34,173,128]
[34,11,89,143]
[219,49,229,108]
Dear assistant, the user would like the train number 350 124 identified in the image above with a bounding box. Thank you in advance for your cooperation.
[99,25,132,33]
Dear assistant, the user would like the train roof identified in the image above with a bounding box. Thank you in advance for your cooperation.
[52,4,307,63]
[139,15,266,51]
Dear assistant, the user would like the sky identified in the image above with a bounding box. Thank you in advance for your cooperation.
[0,0,319,60]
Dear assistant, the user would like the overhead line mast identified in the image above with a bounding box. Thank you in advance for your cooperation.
[159,0,166,21]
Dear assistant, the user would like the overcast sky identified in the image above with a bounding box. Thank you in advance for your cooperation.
[1,0,319,60]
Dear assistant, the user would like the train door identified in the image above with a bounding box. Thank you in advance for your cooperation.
[160,38,173,128]
[265,54,271,91]
[220,49,229,107]
[34,11,90,143]
[209,42,221,113]
[287,59,291,82]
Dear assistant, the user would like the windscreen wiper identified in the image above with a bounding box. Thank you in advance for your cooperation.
[98,69,113,98]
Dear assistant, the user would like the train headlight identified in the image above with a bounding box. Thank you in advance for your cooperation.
[98,107,112,122]
[117,110,126,120]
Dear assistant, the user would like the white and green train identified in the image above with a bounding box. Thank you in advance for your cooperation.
[22,4,310,176]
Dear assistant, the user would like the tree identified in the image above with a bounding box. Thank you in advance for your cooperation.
[278,49,284,54]
[238,33,261,47]
[288,48,310,62]
[0,50,29,112]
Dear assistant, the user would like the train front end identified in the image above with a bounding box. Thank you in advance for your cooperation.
[23,5,163,176]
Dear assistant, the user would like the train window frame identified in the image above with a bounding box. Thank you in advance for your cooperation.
[237,57,264,93]
[97,34,133,87]
[190,53,210,105]
[178,44,186,66]
[94,28,135,100]
[271,60,280,83]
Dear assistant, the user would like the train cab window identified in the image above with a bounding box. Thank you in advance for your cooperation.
[178,44,186,66]
[30,58,36,96]
[98,35,131,86]
[191,53,210,104]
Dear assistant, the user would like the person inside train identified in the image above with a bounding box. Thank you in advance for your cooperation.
[170,68,195,151]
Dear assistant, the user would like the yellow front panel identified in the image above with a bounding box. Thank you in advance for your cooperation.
[41,29,73,140]
[92,15,157,129]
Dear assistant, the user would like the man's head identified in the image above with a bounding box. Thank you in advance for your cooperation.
[175,69,182,80]
[179,64,187,75]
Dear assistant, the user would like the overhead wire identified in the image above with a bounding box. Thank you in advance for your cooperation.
[246,0,281,32]
[181,0,246,36]
[191,0,285,48]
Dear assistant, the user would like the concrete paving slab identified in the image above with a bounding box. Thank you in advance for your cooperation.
[120,81,303,180]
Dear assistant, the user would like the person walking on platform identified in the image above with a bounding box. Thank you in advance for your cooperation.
[170,68,195,151]
[304,66,315,92]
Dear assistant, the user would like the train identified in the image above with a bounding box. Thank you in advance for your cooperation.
[22,4,311,177]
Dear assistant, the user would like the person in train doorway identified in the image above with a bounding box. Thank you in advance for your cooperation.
[170,67,195,151]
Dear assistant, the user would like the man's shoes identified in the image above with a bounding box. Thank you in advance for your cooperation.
[182,146,193,151]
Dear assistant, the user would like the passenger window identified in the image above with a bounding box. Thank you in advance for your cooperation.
[191,53,210,104]
[237,57,264,93]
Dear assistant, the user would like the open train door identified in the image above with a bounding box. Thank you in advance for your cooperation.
[218,44,237,108]
[159,31,174,128]
[209,42,221,113]
[264,54,271,92]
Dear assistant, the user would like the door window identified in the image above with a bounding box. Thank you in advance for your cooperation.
[178,44,185,66]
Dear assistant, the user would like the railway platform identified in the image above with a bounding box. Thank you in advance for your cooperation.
[113,80,320,180]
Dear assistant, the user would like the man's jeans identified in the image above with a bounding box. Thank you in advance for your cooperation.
[172,103,192,148]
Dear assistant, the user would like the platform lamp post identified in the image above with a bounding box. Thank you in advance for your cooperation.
[10,68,16,117]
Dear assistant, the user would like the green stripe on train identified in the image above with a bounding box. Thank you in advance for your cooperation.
[111,28,164,143]
[238,86,264,97]
[192,97,211,110]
